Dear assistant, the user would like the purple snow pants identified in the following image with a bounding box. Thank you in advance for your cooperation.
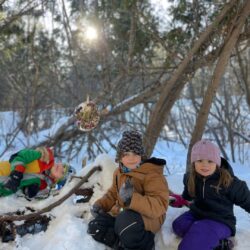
[172,211,231,250]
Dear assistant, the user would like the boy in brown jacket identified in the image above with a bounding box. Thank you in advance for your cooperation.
[87,130,169,250]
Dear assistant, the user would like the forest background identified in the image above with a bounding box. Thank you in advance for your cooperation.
[0,0,250,168]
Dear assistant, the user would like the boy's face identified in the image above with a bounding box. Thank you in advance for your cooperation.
[194,159,217,177]
[50,163,65,180]
[121,152,141,169]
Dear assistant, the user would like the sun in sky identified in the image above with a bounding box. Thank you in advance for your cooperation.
[85,26,98,40]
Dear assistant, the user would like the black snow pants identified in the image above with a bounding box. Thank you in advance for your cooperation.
[88,209,155,250]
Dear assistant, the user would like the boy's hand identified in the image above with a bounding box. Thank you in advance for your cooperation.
[90,204,104,218]
[4,171,23,192]
[169,194,190,208]
[119,178,133,206]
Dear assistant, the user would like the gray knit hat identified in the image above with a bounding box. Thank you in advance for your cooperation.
[116,130,145,161]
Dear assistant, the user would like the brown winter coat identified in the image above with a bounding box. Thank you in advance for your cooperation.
[95,158,169,233]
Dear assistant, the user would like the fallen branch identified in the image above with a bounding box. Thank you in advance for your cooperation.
[0,166,102,222]
[71,175,85,179]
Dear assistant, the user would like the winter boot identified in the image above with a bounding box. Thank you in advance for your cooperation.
[214,238,234,250]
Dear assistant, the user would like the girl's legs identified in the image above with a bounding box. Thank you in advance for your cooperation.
[178,219,231,250]
[114,209,154,250]
[172,211,197,237]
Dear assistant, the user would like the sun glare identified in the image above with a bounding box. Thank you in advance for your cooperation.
[85,27,98,40]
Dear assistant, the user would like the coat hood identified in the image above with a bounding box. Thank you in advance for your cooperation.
[221,157,234,176]
[142,157,166,166]
[127,157,166,177]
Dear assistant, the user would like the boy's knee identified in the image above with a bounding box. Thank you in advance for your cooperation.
[115,210,154,250]
[115,210,143,236]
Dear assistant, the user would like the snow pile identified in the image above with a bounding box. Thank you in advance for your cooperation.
[0,154,249,250]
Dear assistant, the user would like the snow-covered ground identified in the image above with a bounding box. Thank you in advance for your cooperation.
[0,150,249,250]
[0,108,249,249]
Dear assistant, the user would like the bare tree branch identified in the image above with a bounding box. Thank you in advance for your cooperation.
[143,0,241,156]
[187,0,250,167]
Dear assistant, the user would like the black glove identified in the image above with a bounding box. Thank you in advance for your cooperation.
[119,178,133,206]
[4,171,23,192]
[23,184,40,198]
[90,204,104,218]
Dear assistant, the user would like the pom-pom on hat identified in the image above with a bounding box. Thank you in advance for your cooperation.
[116,130,145,161]
[191,139,221,166]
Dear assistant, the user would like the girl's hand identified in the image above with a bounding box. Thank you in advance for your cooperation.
[169,194,190,208]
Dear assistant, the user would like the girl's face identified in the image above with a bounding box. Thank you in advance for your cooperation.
[194,159,217,177]
[121,152,142,169]
[50,163,65,180]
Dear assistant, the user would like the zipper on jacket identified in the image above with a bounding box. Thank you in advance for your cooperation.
[202,178,206,199]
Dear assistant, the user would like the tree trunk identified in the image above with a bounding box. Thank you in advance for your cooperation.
[143,0,239,156]
[236,46,250,109]
[186,0,250,169]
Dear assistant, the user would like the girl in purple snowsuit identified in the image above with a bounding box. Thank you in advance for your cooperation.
[171,140,250,250]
